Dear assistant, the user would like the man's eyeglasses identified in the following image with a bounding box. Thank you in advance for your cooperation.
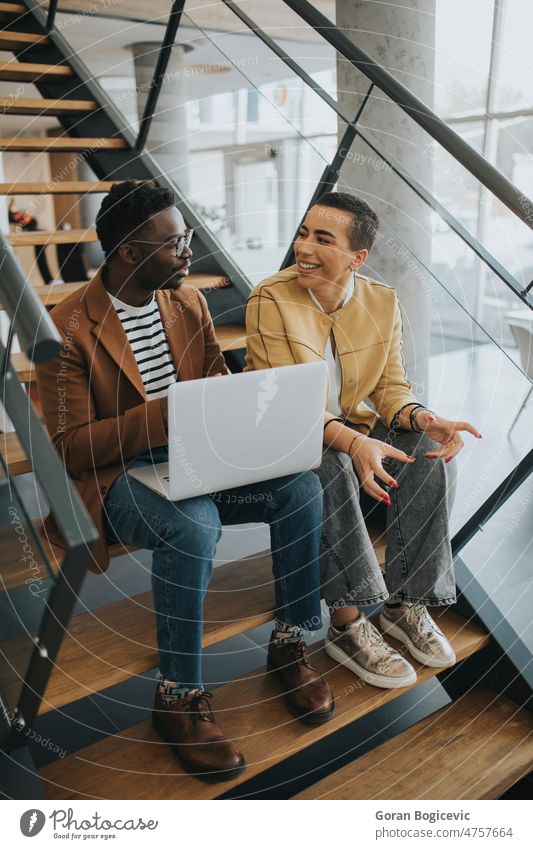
[127,228,193,258]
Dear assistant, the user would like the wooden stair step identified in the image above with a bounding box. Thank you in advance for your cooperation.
[0,512,135,592]
[0,61,74,82]
[215,323,246,351]
[0,97,98,115]
[0,30,49,51]
[0,523,383,714]
[0,282,87,311]
[37,610,490,799]
[0,3,29,22]
[2,275,231,318]
[0,549,275,713]
[295,687,533,800]
[0,180,117,195]
[0,137,127,152]
[9,228,98,246]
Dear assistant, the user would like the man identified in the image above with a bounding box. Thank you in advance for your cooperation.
[36,181,333,783]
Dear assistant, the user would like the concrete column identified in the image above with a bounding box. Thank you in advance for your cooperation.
[336,0,436,402]
[131,42,192,195]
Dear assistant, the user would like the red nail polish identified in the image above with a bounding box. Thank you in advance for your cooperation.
[383,496,392,505]
[392,482,399,489]
[445,457,452,463]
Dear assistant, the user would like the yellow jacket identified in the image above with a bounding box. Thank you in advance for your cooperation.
[244,265,418,432]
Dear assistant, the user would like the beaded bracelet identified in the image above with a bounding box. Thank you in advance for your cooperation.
[391,402,421,432]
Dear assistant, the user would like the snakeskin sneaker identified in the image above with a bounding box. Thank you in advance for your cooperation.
[380,603,456,668]
[325,615,417,689]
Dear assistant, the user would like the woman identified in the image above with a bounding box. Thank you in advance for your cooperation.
[245,191,481,690]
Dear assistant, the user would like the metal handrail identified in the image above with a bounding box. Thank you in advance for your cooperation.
[281,0,533,233]
[136,1,186,152]
[0,233,61,362]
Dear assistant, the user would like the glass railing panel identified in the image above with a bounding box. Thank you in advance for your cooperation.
[53,9,169,136]
[493,0,533,114]
[335,143,532,530]
[45,1,172,26]
[458,474,533,686]
[224,0,338,103]
[434,0,494,118]
[144,10,339,283]
[0,469,54,722]
[338,131,529,347]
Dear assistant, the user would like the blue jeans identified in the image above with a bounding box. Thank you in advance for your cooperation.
[103,447,323,689]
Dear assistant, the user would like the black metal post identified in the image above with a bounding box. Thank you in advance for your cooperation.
[135,1,186,152]
[451,448,533,557]
[45,0,58,32]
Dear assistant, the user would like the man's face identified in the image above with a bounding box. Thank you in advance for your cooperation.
[133,207,192,293]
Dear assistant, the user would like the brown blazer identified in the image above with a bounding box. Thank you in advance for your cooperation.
[35,270,227,573]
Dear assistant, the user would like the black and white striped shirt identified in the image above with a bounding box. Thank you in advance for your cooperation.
[109,293,177,400]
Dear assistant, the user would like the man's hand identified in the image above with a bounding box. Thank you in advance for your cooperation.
[416,411,482,463]
[350,435,416,504]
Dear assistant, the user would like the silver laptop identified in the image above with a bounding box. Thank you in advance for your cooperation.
[128,361,327,501]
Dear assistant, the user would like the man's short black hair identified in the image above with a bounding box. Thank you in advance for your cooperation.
[95,179,176,261]
[313,191,379,252]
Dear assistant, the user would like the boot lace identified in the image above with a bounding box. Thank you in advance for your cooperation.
[186,690,216,724]
[285,639,314,670]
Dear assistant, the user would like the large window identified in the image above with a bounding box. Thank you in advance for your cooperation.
[434,0,532,340]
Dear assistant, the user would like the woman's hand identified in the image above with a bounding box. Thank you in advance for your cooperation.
[349,434,416,504]
[416,411,482,463]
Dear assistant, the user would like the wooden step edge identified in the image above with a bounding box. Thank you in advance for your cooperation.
[294,687,533,800]
[0,2,28,14]
[1,276,230,316]
[0,548,276,714]
[0,61,74,81]
[28,524,384,714]
[0,181,117,195]
[0,282,87,312]
[8,325,243,387]
[9,228,98,246]
[0,97,98,115]
[0,31,49,48]
[38,552,276,715]
[36,610,490,800]
[0,137,127,152]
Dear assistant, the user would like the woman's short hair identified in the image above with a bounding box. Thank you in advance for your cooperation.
[314,191,379,252]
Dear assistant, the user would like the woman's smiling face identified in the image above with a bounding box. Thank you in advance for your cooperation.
[294,204,368,293]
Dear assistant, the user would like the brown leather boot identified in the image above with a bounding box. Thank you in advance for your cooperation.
[152,688,245,782]
[267,636,335,724]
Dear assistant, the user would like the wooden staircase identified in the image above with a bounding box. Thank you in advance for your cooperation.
[36,613,495,800]
[1,0,531,803]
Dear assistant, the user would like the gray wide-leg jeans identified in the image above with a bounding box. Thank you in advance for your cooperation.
[313,421,457,610]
